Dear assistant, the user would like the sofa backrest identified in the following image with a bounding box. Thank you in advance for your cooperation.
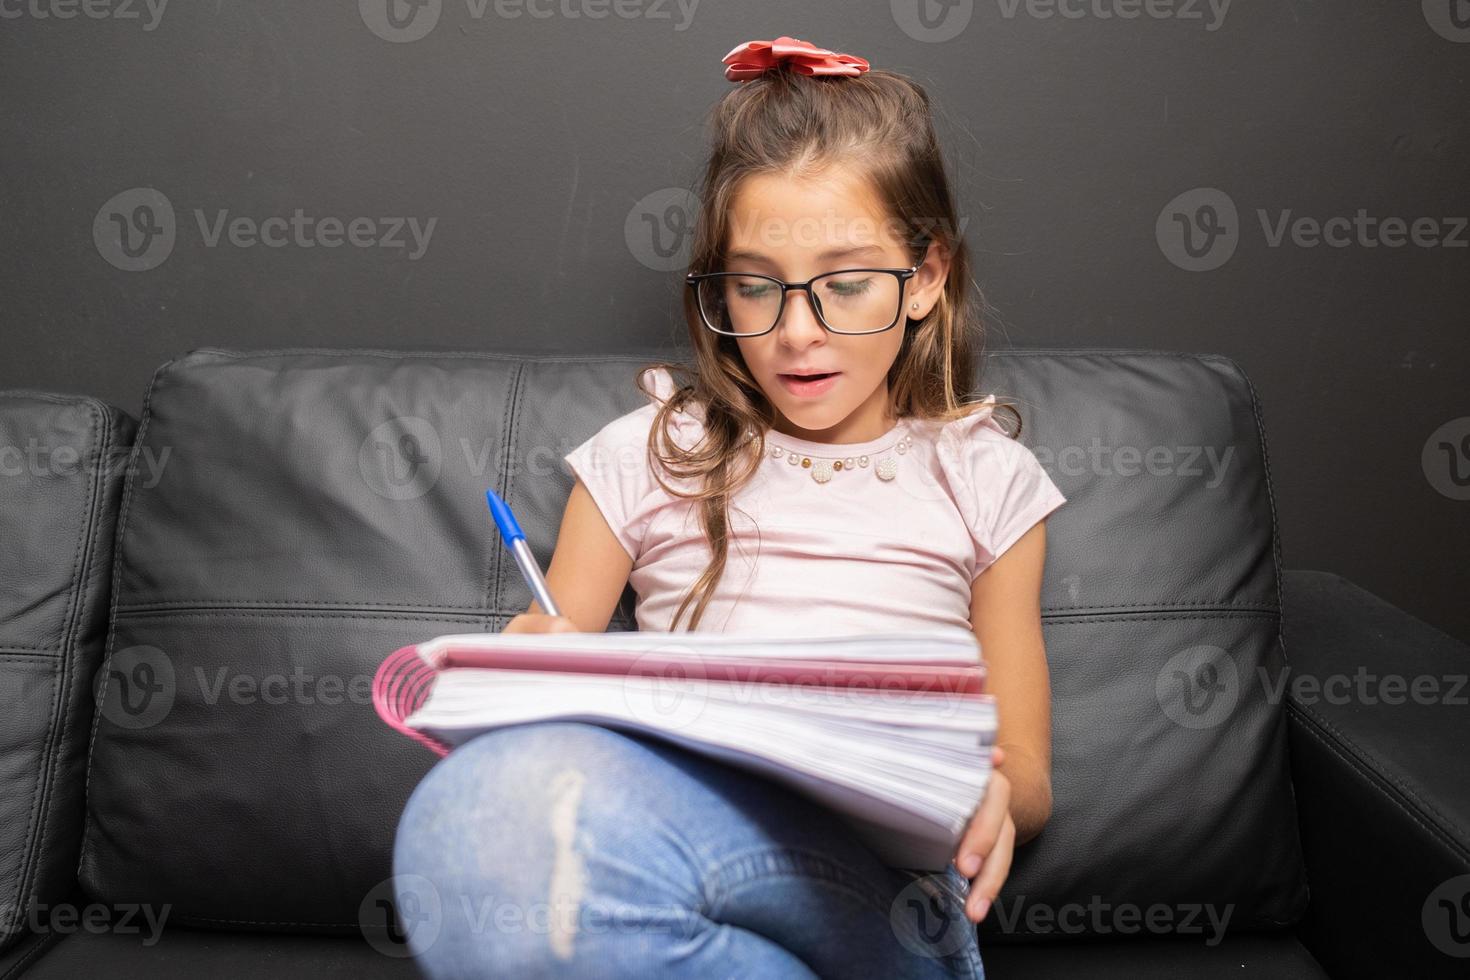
[0,393,134,951]
[78,347,1308,938]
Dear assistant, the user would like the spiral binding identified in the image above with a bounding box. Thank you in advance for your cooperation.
[371,645,452,758]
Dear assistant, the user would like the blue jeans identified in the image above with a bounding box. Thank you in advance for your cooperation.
[391,721,986,978]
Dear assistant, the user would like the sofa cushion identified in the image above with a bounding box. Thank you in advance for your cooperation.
[974,350,1308,941]
[78,349,548,931]
[78,347,1308,939]
[0,392,134,952]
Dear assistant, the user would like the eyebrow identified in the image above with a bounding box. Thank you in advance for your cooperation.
[725,244,886,264]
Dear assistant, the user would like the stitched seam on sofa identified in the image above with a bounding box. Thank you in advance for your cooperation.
[0,926,66,980]
[109,597,1283,613]
[3,657,60,941]
[0,646,59,655]
[1226,353,1314,913]
[111,609,488,623]
[1040,611,1279,625]
[1046,599,1277,610]
[169,914,361,929]
[8,396,105,940]
[1235,356,1288,657]
[79,354,180,882]
[485,361,524,632]
[0,391,114,406]
[19,400,107,928]
[43,400,114,884]
[499,361,528,627]
[116,599,549,611]
[105,603,1281,621]
[1044,604,1278,618]
[185,347,672,365]
[1288,700,1470,862]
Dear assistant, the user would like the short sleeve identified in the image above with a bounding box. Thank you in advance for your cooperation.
[561,366,700,562]
[935,398,1068,579]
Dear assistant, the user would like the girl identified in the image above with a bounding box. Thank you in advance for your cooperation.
[393,36,1066,978]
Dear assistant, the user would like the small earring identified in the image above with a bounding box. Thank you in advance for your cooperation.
[911,302,920,310]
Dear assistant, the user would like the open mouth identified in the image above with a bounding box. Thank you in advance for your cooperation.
[778,371,841,397]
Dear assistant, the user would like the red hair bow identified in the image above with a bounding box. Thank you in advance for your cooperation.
[722,36,870,82]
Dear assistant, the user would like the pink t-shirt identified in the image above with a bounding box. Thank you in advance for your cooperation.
[563,366,1067,634]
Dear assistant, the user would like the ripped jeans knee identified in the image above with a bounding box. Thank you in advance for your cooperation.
[392,723,727,976]
[390,721,983,979]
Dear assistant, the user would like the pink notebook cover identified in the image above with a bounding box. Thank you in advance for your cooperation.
[372,637,986,759]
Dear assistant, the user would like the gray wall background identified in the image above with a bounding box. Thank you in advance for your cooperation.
[2,2,1466,641]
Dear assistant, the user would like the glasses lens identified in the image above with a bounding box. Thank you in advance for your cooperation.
[695,270,905,335]
[811,270,903,334]
[696,275,781,335]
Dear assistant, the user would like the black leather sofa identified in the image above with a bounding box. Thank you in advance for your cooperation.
[0,348,1465,978]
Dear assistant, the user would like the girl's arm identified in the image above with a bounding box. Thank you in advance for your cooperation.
[520,477,636,634]
[969,519,1055,845]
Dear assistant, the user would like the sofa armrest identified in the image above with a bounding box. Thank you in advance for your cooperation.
[1282,569,1470,979]
[0,392,136,958]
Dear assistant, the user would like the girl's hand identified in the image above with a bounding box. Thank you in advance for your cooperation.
[952,744,1015,924]
[502,613,580,634]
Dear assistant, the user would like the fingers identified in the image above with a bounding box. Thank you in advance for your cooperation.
[953,770,1009,877]
[965,816,1015,923]
[503,614,579,634]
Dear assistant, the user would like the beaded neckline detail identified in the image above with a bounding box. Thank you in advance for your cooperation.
[745,420,914,484]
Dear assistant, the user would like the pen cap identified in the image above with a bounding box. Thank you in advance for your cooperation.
[485,489,525,544]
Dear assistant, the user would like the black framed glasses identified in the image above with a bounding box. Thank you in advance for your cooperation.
[685,262,922,337]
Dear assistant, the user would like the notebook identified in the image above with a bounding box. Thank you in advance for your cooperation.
[372,624,995,870]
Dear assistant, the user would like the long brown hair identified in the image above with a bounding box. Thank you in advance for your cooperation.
[638,61,1022,632]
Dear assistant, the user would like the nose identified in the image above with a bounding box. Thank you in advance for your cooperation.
[775,288,828,347]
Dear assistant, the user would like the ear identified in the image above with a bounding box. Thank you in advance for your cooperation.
[908,239,952,320]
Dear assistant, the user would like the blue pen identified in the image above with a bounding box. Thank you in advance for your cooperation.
[486,488,563,619]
